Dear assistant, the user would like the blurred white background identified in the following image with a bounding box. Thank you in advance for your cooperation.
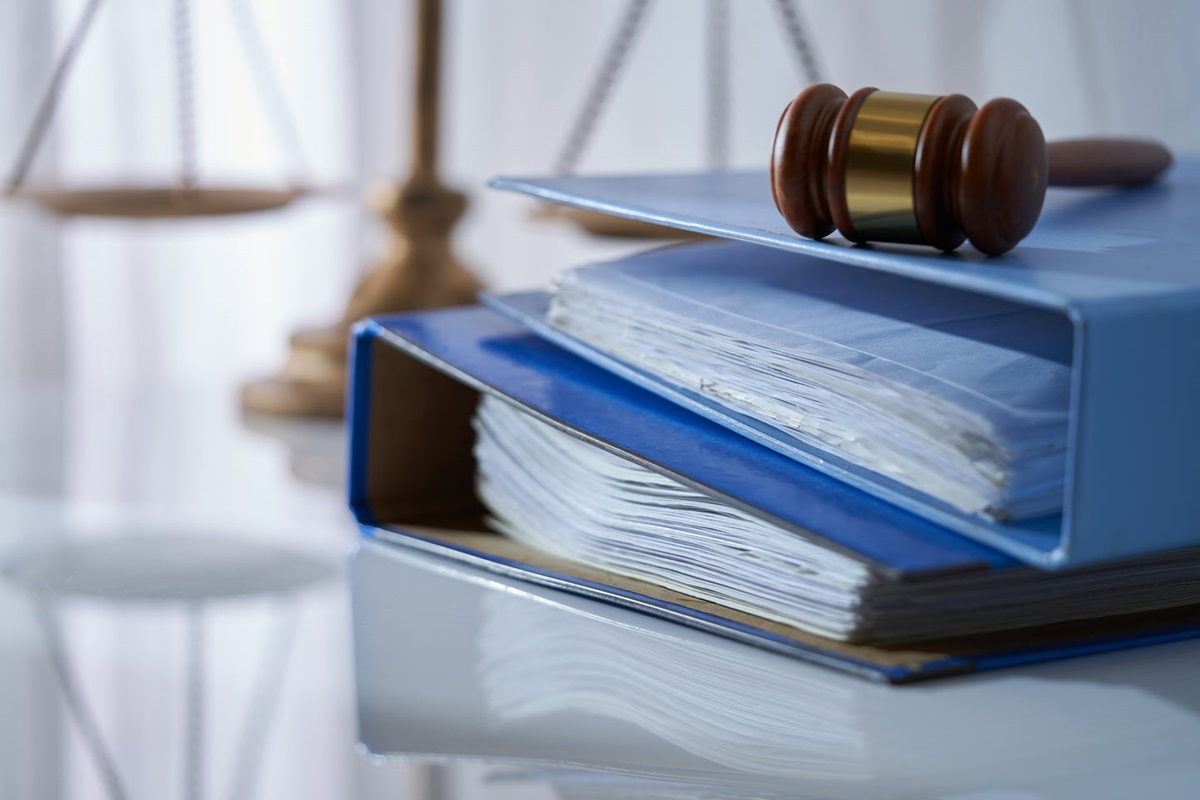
[0,4,1196,799]
[1,0,1198,388]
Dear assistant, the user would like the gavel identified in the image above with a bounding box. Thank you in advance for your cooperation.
[770,84,1173,255]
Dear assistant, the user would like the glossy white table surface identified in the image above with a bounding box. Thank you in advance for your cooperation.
[1,375,1197,800]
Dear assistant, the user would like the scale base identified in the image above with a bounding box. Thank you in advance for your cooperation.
[240,326,350,418]
[241,180,482,419]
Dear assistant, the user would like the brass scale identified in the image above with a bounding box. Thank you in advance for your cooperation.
[6,0,823,415]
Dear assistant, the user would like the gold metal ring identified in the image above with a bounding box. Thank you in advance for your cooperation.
[844,91,937,243]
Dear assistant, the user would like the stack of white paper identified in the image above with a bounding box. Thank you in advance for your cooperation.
[473,395,876,641]
[472,394,1200,644]
[547,241,1074,522]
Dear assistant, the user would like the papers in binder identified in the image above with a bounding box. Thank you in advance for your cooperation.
[474,394,874,640]
[547,240,1074,522]
[472,391,1200,644]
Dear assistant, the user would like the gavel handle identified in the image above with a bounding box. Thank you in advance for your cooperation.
[1047,138,1173,187]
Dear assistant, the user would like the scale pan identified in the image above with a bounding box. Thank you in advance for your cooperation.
[10,184,305,218]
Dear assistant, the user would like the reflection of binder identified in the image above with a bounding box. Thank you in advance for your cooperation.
[491,163,1200,570]
[347,303,1200,682]
[351,537,1200,798]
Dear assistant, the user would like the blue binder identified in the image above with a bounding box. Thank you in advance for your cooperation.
[347,304,1200,683]
[490,161,1200,569]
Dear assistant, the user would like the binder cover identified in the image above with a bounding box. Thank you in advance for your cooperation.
[489,161,1200,568]
[347,303,1200,683]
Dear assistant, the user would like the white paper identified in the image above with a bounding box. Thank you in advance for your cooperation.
[473,395,875,640]
[549,241,1073,520]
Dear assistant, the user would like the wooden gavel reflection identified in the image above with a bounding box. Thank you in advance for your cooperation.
[770,84,1173,255]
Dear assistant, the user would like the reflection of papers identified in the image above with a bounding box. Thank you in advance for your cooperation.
[550,241,1072,520]
[472,567,1200,797]
[477,589,868,780]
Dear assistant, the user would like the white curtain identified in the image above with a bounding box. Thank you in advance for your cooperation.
[5,0,363,388]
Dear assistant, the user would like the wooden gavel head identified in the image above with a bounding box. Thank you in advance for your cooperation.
[770,84,1172,255]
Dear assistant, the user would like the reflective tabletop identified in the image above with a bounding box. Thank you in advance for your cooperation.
[2,374,1198,800]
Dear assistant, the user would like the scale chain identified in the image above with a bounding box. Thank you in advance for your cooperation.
[553,0,654,176]
[772,0,825,85]
[5,0,106,193]
[706,0,730,170]
[174,0,199,189]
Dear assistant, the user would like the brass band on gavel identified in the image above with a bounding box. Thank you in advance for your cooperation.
[841,91,938,245]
